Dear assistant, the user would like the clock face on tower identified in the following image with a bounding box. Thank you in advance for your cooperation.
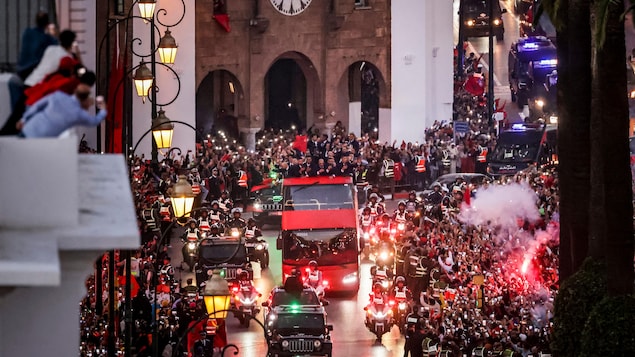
[270,0,313,16]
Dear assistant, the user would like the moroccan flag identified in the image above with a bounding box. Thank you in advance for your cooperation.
[117,275,140,298]
[213,0,231,32]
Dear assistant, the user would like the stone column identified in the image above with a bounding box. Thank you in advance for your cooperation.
[240,127,262,152]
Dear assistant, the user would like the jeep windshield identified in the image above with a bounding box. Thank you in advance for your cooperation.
[283,184,354,211]
[198,242,247,265]
[272,291,320,306]
[490,143,538,163]
[282,228,358,265]
[274,314,325,335]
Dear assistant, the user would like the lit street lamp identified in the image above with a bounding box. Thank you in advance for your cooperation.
[151,109,175,150]
[170,175,195,219]
[203,270,232,320]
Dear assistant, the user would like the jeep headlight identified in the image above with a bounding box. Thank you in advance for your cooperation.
[493,18,501,25]
[313,340,322,349]
[466,19,475,26]
[281,340,290,349]
[254,202,262,210]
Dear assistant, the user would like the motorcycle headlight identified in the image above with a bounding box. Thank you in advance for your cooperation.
[200,232,207,238]
[379,251,389,261]
[381,280,389,288]
[281,340,290,349]
[256,243,264,250]
[374,311,385,318]
[399,302,407,310]
[397,223,405,231]
[231,229,240,237]
[363,232,370,239]
[241,297,254,304]
[313,340,322,349]
[187,242,196,250]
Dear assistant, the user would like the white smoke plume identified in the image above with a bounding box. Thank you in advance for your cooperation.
[459,183,539,231]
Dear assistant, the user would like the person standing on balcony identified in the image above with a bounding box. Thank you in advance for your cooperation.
[16,12,58,80]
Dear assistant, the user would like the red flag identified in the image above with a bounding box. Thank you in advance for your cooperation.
[292,134,308,153]
[463,186,471,206]
[106,34,125,153]
[214,14,231,32]
[117,275,140,298]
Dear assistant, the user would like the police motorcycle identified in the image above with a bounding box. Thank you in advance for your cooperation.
[303,260,329,303]
[372,215,397,269]
[359,206,375,259]
[364,282,395,342]
[243,218,270,269]
[182,219,202,272]
[231,270,261,328]
[389,276,413,334]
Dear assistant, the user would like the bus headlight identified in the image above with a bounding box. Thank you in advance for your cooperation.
[342,272,358,284]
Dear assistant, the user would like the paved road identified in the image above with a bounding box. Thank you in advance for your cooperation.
[168,204,409,357]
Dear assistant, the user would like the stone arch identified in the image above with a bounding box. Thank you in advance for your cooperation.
[337,60,388,137]
[264,51,323,130]
[196,69,245,139]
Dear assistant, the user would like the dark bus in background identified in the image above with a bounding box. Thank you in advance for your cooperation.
[508,36,557,110]
[487,123,557,176]
[460,0,507,41]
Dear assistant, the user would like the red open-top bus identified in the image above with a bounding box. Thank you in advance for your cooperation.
[276,176,360,293]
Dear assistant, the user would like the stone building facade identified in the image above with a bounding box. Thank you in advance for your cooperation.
[195,0,391,138]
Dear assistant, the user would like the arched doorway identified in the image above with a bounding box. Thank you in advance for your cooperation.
[265,59,306,130]
[196,70,244,139]
[347,61,383,137]
[264,52,322,131]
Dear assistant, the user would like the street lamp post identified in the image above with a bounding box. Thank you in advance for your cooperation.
[487,0,495,129]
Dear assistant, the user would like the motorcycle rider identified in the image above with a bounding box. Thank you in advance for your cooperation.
[207,223,223,238]
[237,270,255,291]
[183,219,201,241]
[405,191,418,213]
[427,183,444,205]
[391,276,413,304]
[197,209,211,233]
[359,206,374,251]
[371,261,394,290]
[393,201,410,225]
[368,281,389,306]
[244,218,263,240]
[305,260,329,304]
[366,193,385,218]
[209,200,226,224]
[226,208,247,230]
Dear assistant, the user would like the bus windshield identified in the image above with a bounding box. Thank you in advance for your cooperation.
[490,143,538,163]
[283,184,355,211]
[282,228,358,266]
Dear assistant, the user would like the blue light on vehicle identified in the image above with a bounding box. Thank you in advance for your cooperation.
[534,59,558,68]
[511,124,527,131]
[521,42,539,50]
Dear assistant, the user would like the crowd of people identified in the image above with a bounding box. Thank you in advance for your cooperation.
[74,110,559,357]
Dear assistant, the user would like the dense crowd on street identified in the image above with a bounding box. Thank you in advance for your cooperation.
[75,112,559,356]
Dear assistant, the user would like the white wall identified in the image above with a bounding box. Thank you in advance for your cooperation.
[348,101,361,137]
[132,1,196,159]
[391,0,453,143]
